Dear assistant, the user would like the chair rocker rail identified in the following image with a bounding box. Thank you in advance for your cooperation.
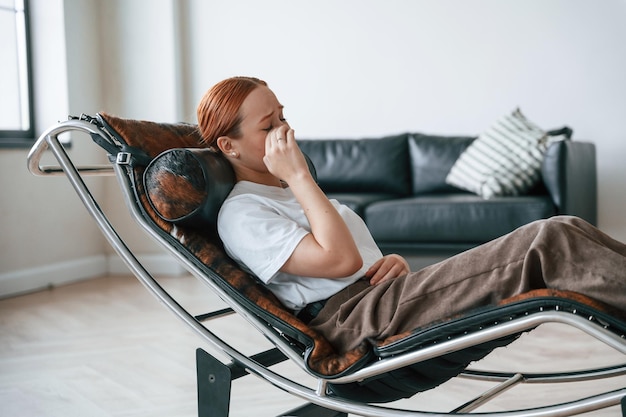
[27,119,115,177]
[461,363,626,384]
[27,121,626,417]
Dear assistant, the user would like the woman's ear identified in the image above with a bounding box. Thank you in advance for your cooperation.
[216,136,238,158]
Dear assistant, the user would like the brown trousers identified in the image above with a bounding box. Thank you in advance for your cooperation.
[310,216,626,352]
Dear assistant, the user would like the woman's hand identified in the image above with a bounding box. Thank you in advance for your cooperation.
[365,254,410,285]
[263,124,310,185]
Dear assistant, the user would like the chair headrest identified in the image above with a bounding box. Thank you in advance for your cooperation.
[144,148,236,229]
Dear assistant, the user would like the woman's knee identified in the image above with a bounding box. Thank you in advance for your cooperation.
[523,216,575,237]
[547,215,594,230]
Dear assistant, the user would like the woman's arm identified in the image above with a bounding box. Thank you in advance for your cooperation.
[263,126,363,278]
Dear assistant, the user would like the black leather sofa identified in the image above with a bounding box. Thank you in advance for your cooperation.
[297,133,597,256]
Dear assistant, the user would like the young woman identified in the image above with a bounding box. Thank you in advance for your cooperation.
[197,76,626,352]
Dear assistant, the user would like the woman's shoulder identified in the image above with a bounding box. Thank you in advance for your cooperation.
[220,182,288,219]
[228,181,282,198]
[225,181,296,205]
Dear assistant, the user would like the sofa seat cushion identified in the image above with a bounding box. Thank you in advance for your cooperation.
[364,194,556,244]
[327,193,398,217]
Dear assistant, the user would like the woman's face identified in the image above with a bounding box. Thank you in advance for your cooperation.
[223,85,288,183]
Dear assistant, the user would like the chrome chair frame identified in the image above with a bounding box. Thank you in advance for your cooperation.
[28,119,626,416]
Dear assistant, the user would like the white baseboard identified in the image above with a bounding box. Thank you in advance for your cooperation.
[0,255,107,298]
[106,253,188,276]
[0,253,185,298]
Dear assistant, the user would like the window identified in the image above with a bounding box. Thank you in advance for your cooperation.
[0,0,34,147]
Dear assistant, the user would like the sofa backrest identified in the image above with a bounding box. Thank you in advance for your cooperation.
[297,134,411,195]
[298,133,479,196]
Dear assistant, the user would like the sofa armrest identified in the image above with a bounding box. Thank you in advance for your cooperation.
[541,140,597,225]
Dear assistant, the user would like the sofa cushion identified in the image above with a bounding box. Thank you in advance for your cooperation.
[408,134,475,195]
[445,109,552,199]
[297,134,411,195]
[364,194,556,244]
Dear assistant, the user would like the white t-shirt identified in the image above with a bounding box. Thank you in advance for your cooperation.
[217,181,383,311]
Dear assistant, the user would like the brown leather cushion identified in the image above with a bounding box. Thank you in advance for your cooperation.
[144,148,235,229]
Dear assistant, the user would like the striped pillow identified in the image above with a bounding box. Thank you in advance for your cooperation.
[446,109,551,199]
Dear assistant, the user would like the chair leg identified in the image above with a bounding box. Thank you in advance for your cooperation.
[196,348,232,417]
[621,394,625,417]
[196,348,346,417]
[278,402,347,417]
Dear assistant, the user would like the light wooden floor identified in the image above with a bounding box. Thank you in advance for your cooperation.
[1,274,624,417]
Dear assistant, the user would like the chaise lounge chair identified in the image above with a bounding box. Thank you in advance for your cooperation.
[27,113,626,416]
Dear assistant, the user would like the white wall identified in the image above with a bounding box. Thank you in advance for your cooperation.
[2,0,625,296]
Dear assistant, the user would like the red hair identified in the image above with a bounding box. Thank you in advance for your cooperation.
[196,76,267,150]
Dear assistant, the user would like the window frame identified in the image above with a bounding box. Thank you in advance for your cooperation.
[0,0,35,148]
